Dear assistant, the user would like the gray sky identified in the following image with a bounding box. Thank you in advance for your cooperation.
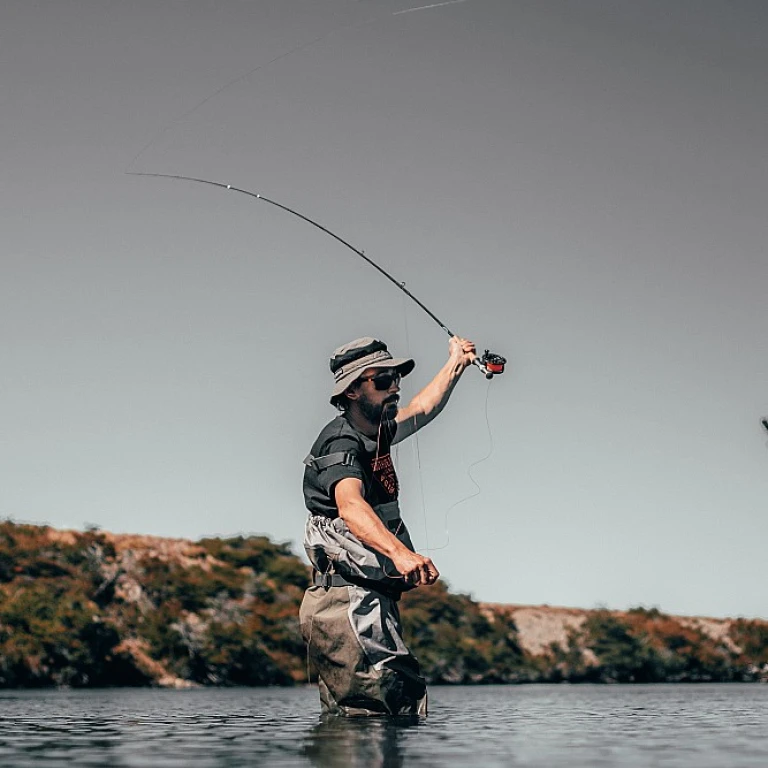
[2,0,767,619]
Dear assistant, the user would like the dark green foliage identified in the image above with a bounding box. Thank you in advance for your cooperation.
[198,535,310,590]
[138,558,247,613]
[730,619,768,666]
[400,582,528,684]
[0,563,149,687]
[0,522,308,688]
[583,611,667,682]
[189,620,294,686]
[578,608,742,683]
[1,521,767,688]
[535,627,596,683]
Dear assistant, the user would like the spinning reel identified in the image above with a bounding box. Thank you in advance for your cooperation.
[474,350,507,379]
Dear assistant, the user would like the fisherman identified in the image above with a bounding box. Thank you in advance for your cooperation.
[300,334,476,716]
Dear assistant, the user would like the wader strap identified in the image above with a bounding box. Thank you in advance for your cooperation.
[304,452,357,471]
[312,570,404,601]
[313,572,355,589]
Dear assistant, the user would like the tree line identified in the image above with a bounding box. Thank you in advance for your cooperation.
[1,521,766,688]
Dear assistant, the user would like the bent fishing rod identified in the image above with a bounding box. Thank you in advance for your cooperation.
[127,171,506,378]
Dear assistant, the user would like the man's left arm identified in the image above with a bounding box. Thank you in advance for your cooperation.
[394,336,476,443]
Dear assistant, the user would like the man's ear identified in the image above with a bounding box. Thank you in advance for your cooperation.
[344,385,360,402]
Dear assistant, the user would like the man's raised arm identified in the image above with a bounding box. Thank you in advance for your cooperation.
[394,336,475,442]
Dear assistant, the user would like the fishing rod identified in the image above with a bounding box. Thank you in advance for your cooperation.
[127,171,507,378]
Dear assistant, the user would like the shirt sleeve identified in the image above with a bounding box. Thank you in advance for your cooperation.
[382,417,398,446]
[314,434,367,500]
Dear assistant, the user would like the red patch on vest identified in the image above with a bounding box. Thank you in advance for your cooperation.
[372,452,398,498]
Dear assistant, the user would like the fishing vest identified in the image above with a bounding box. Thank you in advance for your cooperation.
[303,450,416,595]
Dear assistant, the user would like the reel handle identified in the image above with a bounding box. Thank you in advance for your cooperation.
[472,357,493,379]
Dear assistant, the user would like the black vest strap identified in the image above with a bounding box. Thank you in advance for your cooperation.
[304,452,357,471]
[312,569,405,601]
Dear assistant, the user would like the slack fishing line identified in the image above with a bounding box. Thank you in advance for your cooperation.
[395,294,496,556]
[126,0,479,175]
[126,15,377,174]
[423,379,495,553]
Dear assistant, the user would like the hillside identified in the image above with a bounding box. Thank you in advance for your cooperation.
[1,521,766,687]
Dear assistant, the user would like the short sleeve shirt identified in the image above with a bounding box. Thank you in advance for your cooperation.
[303,414,399,518]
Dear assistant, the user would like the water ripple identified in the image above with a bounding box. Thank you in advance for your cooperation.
[0,684,767,767]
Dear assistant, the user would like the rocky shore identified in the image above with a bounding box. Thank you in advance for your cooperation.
[1,521,766,687]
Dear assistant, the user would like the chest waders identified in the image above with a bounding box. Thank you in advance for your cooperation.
[300,454,427,716]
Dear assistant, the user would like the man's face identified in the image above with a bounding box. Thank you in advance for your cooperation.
[354,368,401,424]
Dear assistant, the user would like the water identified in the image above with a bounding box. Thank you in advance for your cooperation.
[1,684,766,767]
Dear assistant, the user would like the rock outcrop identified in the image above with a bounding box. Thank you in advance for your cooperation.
[1,521,766,687]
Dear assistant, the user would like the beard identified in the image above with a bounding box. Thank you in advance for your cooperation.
[358,393,399,424]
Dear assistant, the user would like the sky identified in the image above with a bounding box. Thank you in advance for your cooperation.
[2,0,767,619]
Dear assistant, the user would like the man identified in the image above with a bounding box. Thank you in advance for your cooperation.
[300,334,476,716]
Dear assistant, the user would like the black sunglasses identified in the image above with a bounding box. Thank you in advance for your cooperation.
[359,371,401,391]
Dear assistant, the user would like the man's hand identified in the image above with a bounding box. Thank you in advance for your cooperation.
[449,336,477,370]
[336,478,439,586]
[391,549,440,586]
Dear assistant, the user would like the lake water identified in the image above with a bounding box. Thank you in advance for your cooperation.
[1,684,766,767]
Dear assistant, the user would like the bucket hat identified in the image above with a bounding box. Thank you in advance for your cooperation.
[329,337,414,403]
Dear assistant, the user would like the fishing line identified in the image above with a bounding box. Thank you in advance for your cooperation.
[392,291,497,561]
[393,0,470,16]
[126,14,378,173]
[424,378,494,553]
[396,292,431,556]
[384,374,497,579]
[126,0,479,174]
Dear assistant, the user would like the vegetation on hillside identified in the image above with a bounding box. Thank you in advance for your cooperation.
[1,521,766,688]
[400,582,527,683]
[0,522,306,687]
[539,608,749,683]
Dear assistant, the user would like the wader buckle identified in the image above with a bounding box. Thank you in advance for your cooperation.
[313,570,353,590]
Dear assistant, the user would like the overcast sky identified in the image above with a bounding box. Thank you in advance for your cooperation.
[2,0,767,618]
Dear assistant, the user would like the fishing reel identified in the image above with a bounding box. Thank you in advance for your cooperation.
[473,349,507,379]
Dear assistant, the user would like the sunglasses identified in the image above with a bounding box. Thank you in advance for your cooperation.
[359,371,401,391]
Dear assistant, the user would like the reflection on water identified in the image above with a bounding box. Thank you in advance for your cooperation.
[303,714,419,768]
[1,684,768,767]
